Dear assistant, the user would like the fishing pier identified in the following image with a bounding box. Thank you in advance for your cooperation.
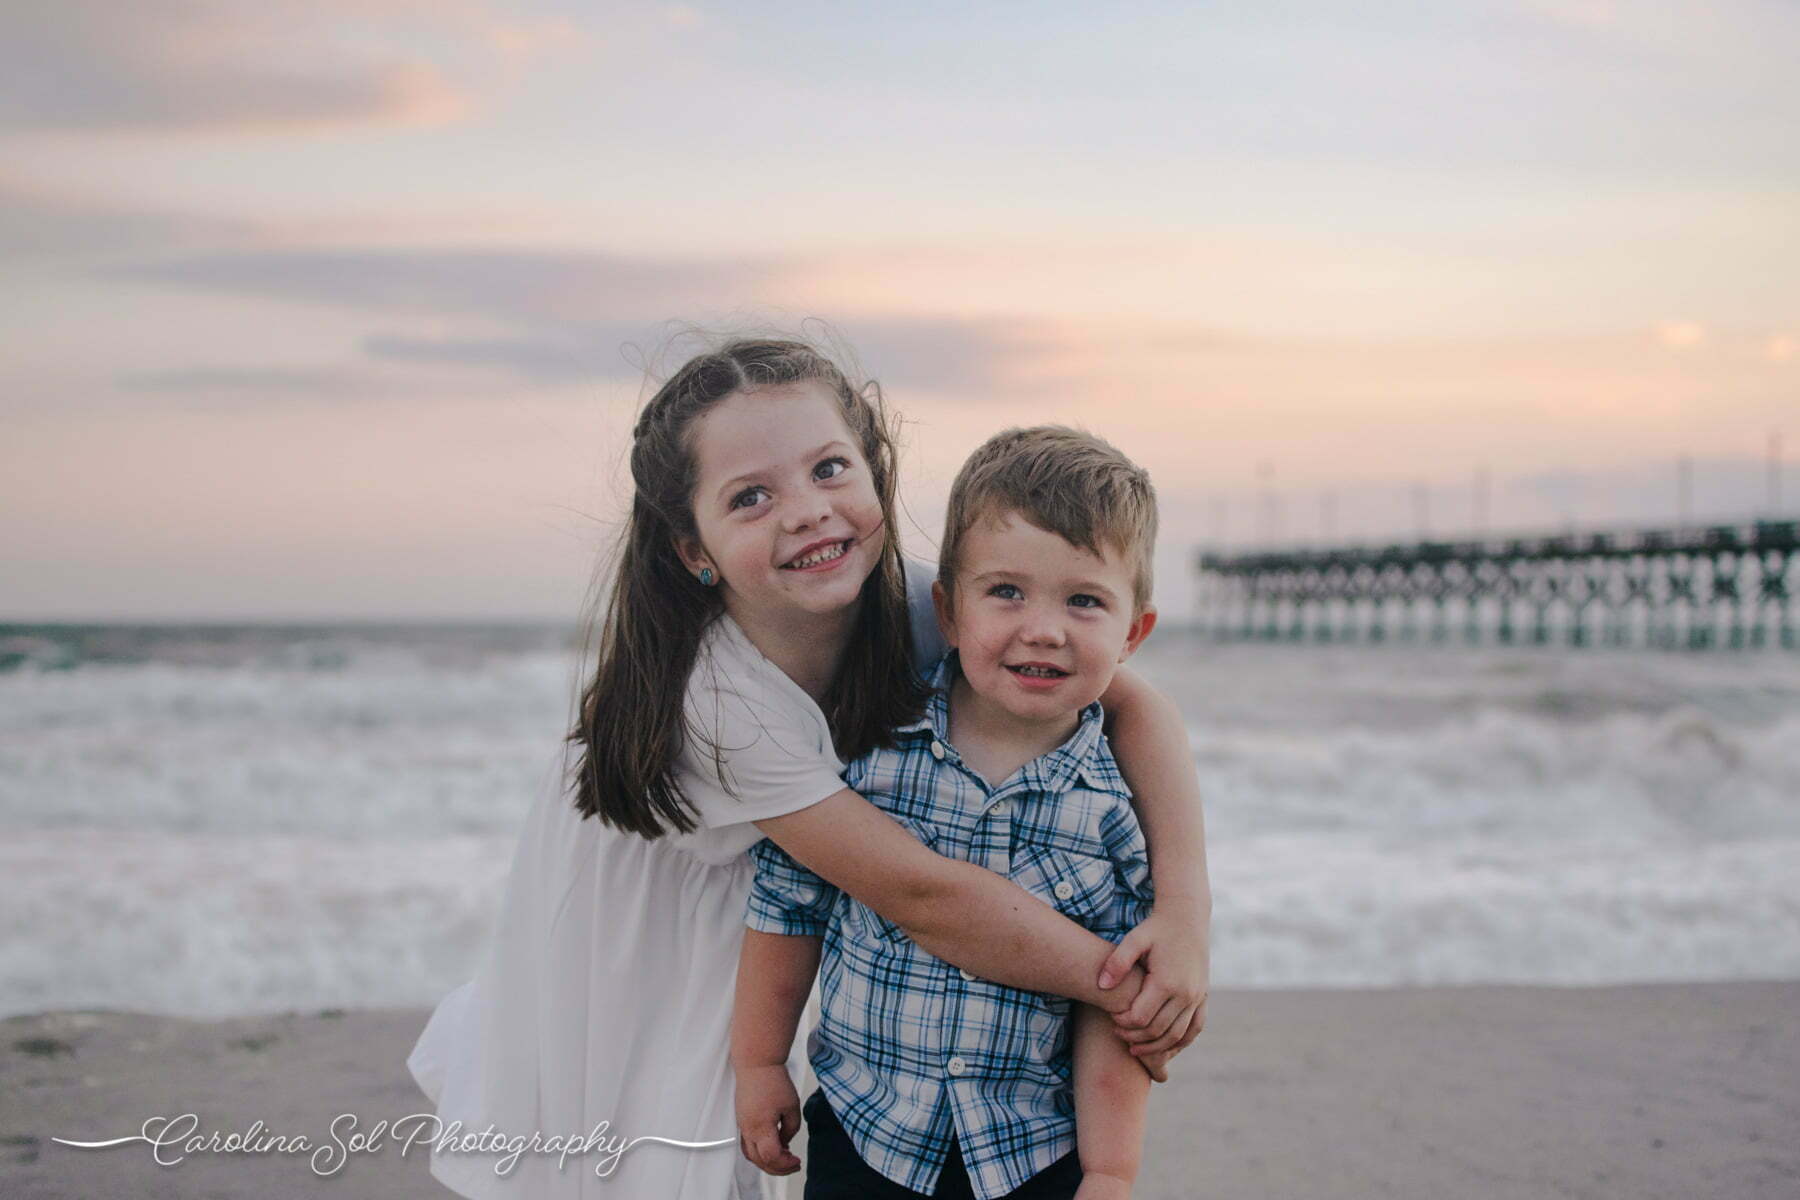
[1194,518,1798,650]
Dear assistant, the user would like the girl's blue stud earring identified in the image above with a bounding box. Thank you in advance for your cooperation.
[698,568,715,587]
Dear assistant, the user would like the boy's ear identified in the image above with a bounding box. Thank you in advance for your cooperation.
[931,579,958,648]
[1118,604,1157,662]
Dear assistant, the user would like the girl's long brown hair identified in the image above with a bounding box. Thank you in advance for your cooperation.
[566,337,927,837]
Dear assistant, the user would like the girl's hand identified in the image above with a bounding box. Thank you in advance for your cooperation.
[1135,1043,1181,1081]
[1098,903,1210,1063]
[734,1064,802,1176]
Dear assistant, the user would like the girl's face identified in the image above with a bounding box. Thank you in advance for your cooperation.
[677,381,885,626]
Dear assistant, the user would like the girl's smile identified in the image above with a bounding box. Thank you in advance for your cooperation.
[781,537,855,571]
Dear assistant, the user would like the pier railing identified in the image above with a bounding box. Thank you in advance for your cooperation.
[1194,518,1797,650]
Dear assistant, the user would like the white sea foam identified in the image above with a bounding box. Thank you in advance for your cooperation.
[2,628,1797,1017]
[0,829,515,1018]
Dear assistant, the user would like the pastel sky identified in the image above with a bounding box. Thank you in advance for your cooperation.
[4,0,1796,620]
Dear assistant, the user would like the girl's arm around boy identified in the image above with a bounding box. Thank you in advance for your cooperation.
[753,794,1164,1036]
[1098,668,1214,1069]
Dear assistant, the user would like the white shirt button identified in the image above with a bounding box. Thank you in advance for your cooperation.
[946,1055,967,1076]
[930,740,946,761]
[959,967,976,981]
[1053,880,1076,901]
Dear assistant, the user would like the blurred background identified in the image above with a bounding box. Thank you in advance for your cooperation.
[2,1,1797,1020]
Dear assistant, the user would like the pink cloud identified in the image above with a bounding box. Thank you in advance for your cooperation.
[0,0,586,135]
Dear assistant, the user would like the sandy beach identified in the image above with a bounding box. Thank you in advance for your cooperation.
[2,980,1794,1199]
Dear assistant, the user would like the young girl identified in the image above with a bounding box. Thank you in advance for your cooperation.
[407,339,1211,1199]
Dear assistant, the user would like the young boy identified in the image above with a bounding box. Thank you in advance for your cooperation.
[733,426,1162,1200]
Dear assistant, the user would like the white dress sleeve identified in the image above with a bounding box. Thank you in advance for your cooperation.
[676,619,849,831]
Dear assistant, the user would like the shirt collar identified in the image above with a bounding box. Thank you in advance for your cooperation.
[896,652,1129,800]
[894,652,955,742]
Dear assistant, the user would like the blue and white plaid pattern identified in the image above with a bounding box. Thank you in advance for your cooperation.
[746,653,1154,1200]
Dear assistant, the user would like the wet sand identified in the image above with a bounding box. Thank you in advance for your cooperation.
[2,980,1795,1199]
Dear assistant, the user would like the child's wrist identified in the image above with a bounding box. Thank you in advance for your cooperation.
[1098,964,1147,1013]
[730,1054,791,1071]
[1152,884,1211,918]
[1078,1167,1135,1198]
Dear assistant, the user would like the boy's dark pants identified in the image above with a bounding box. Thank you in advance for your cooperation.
[800,1088,1083,1200]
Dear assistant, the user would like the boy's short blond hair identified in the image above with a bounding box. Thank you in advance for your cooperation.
[940,425,1158,613]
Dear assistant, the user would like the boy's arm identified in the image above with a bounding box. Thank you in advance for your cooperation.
[1098,665,1213,1061]
[733,837,837,1175]
[730,928,820,1176]
[1072,1002,1152,1198]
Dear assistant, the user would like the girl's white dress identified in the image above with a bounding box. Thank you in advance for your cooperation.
[407,613,854,1200]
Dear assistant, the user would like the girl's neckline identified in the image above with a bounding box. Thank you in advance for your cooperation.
[714,611,828,722]
[715,594,858,704]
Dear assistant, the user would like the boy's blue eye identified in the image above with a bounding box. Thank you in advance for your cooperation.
[729,486,768,511]
[1069,594,1103,609]
[814,456,851,481]
[988,583,1022,600]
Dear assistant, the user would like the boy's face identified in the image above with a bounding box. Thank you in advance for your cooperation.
[933,507,1156,726]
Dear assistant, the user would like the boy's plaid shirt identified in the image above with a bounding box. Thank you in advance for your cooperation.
[745,654,1154,1200]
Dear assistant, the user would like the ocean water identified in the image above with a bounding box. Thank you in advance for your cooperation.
[1,623,1797,1019]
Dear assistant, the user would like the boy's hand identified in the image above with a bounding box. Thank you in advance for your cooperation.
[734,1064,802,1176]
[1099,904,1208,1062]
[1074,1171,1134,1199]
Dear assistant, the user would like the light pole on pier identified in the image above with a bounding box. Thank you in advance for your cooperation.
[1473,465,1490,538]
[1677,455,1693,532]
[1771,431,1784,515]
